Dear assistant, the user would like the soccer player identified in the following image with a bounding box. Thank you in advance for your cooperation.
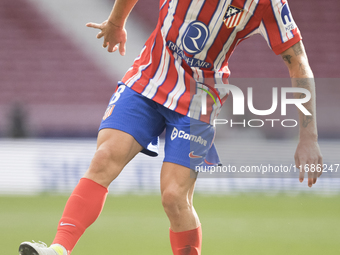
[19,0,323,254]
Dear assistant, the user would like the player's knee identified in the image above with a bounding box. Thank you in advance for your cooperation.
[85,148,124,184]
[161,188,188,216]
[87,149,111,176]
[94,144,129,168]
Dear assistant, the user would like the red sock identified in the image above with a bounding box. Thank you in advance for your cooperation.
[52,178,108,254]
[170,225,202,255]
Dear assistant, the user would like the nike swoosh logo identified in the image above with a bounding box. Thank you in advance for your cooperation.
[189,151,202,159]
[60,222,76,227]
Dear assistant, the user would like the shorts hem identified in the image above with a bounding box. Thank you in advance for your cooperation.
[163,157,191,170]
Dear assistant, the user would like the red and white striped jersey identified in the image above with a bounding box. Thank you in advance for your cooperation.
[121,0,301,124]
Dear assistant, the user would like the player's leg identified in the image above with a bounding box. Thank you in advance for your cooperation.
[158,104,220,255]
[161,162,202,255]
[19,85,165,255]
[83,128,143,187]
[161,162,199,231]
[52,128,143,250]
[19,128,143,255]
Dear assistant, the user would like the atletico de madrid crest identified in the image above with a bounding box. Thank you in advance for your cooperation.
[102,105,115,121]
[224,5,244,29]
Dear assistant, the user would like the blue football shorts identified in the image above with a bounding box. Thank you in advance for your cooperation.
[99,83,221,170]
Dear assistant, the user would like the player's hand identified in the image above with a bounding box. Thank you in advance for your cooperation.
[294,139,323,187]
[86,20,127,55]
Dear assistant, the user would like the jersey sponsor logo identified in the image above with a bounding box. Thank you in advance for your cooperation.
[189,151,202,159]
[224,5,244,29]
[280,3,296,32]
[182,21,210,55]
[167,41,211,68]
[170,127,207,146]
[102,105,115,121]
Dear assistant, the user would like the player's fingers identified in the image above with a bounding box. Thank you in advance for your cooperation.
[97,31,104,39]
[86,22,102,29]
[312,162,318,185]
[103,40,108,48]
[300,167,305,184]
[295,157,304,183]
[313,177,317,184]
[107,43,114,52]
[307,163,314,187]
[307,177,313,187]
[119,40,126,56]
[314,167,318,184]
[108,45,118,53]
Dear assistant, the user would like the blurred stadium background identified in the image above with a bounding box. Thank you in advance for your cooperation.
[0,0,340,254]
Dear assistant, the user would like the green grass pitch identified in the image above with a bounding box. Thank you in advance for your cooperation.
[1,194,340,255]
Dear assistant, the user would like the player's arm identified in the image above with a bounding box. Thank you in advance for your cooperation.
[280,41,323,187]
[86,0,140,54]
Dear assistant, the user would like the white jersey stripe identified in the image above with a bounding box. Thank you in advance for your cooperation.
[163,60,185,110]
[140,0,179,98]
[208,72,223,122]
[161,0,179,39]
[124,46,148,86]
[259,21,272,49]
[160,0,167,10]
[125,43,155,88]
[142,44,171,99]
[188,84,206,119]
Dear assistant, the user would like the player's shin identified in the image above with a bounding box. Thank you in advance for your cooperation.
[52,178,108,254]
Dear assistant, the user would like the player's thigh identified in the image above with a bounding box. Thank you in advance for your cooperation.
[96,128,143,165]
[84,128,143,187]
[160,162,197,206]
[100,84,165,156]
[85,85,165,186]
